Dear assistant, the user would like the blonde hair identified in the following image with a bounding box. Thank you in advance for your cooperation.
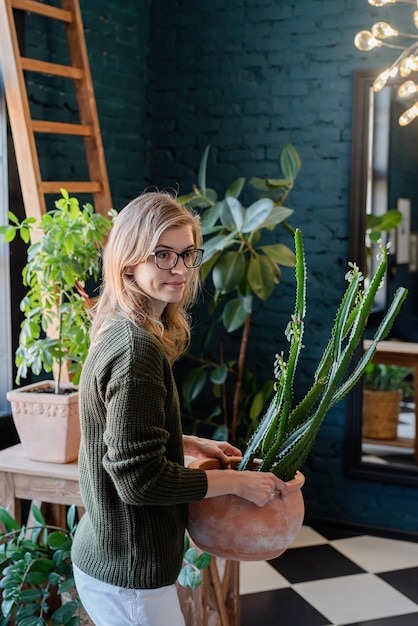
[91,191,202,362]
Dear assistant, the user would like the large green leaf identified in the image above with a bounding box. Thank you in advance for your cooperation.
[260,243,296,266]
[225,177,245,198]
[249,177,293,192]
[210,364,228,384]
[200,203,222,234]
[182,368,207,404]
[220,198,244,231]
[198,145,210,193]
[280,144,301,179]
[222,298,250,332]
[256,205,293,229]
[241,199,274,233]
[202,231,238,262]
[212,251,246,295]
[247,255,277,300]
[366,210,402,234]
[250,390,265,420]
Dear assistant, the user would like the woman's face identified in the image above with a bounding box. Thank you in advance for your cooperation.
[132,225,196,317]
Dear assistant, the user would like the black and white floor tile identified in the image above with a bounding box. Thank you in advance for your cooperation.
[240,523,418,626]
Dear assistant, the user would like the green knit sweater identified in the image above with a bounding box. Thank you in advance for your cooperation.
[71,319,208,589]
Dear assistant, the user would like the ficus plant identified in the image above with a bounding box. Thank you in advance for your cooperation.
[178,144,301,447]
[0,190,114,394]
[238,230,408,481]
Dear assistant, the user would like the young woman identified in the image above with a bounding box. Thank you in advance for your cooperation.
[71,191,288,626]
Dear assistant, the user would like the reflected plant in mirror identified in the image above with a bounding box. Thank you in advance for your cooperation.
[347,67,418,486]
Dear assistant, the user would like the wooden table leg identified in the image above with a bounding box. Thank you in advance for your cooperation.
[0,471,21,528]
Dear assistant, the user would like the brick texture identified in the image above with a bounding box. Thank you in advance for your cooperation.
[22,0,418,533]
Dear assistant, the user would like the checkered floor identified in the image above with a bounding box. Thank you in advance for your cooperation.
[240,523,418,626]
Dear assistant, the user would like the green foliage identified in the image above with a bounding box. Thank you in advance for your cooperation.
[366,210,403,244]
[363,363,413,396]
[0,505,210,625]
[0,190,114,393]
[179,144,300,446]
[238,232,408,481]
[177,535,211,590]
[0,504,79,626]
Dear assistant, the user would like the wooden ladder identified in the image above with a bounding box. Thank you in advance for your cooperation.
[0,0,112,220]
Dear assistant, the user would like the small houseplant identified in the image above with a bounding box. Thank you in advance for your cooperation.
[187,230,408,560]
[0,505,210,626]
[0,190,113,463]
[179,144,299,447]
[362,362,413,440]
[0,504,84,626]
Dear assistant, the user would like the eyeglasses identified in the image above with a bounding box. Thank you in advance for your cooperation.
[150,248,204,270]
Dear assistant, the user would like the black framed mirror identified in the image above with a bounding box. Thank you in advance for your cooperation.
[345,68,418,486]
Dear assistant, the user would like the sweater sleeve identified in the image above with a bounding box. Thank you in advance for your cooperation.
[100,325,208,506]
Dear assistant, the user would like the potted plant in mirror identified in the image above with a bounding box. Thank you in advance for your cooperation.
[362,362,414,440]
[0,190,113,463]
[186,233,408,561]
[0,504,211,626]
[178,144,299,449]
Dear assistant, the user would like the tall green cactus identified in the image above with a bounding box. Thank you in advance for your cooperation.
[238,229,408,481]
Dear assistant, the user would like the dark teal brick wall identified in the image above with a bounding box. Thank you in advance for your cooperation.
[147,0,418,533]
[21,0,418,532]
[24,0,150,211]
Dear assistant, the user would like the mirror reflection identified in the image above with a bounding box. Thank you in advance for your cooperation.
[346,69,418,484]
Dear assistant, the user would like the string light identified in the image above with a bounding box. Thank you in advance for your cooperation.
[355,0,418,125]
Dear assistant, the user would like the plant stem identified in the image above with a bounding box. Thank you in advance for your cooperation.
[55,289,64,395]
[231,315,251,444]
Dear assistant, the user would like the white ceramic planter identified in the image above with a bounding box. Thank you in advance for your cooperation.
[7,381,80,463]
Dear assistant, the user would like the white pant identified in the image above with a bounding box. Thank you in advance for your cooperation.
[73,564,185,626]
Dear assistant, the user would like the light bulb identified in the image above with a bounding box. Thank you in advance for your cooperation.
[373,69,391,91]
[371,21,399,38]
[354,30,383,51]
[399,102,418,126]
[398,80,418,97]
[414,10,418,29]
[400,55,418,76]
[400,56,413,76]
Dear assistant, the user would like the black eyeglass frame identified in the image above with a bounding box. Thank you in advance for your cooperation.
[149,248,204,270]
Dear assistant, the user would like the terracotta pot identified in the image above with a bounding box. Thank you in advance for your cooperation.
[7,381,80,463]
[187,457,305,561]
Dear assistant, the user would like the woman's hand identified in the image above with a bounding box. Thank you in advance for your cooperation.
[183,435,241,467]
[204,468,288,507]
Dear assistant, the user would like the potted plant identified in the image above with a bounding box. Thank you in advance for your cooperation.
[0,504,87,626]
[0,190,113,463]
[0,505,210,626]
[362,362,413,440]
[187,230,408,561]
[179,144,299,448]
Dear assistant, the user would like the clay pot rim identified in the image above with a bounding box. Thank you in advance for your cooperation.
[188,455,305,491]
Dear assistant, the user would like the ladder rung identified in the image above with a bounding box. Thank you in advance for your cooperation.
[41,181,102,195]
[32,120,93,136]
[10,0,72,22]
[21,57,83,80]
